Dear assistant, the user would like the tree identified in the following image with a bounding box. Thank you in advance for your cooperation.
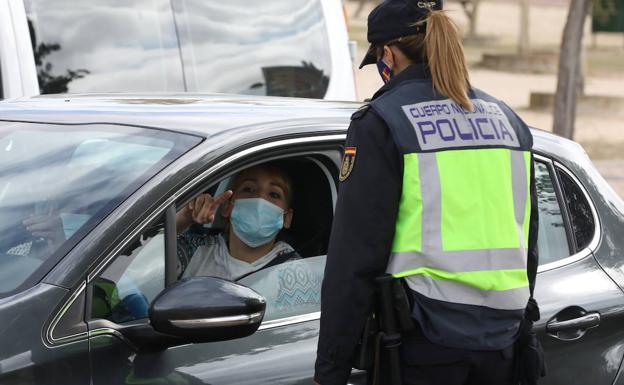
[459,0,482,38]
[518,0,530,55]
[553,0,592,139]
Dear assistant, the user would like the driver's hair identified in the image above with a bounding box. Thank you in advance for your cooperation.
[228,161,294,207]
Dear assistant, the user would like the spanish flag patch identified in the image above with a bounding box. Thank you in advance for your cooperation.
[339,147,357,182]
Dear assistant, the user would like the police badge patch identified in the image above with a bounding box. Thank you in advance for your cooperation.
[339,147,357,182]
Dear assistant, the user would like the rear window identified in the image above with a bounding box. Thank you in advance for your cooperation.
[24,0,332,98]
[0,122,200,295]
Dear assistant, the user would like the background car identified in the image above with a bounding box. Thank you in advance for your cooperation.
[0,0,356,101]
[0,94,623,385]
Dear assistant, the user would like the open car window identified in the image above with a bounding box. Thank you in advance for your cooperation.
[237,255,324,322]
[176,155,336,319]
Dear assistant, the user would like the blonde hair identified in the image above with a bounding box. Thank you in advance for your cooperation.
[424,11,473,112]
[378,11,473,112]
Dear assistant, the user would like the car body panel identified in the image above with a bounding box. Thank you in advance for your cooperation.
[90,320,350,385]
[1,94,624,384]
[533,255,624,384]
[0,283,90,385]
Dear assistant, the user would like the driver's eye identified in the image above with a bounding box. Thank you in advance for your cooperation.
[269,191,283,200]
[241,186,255,193]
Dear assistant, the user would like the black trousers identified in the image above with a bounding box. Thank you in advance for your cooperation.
[398,330,516,385]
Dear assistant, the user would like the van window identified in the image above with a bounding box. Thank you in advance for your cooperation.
[173,0,332,98]
[24,0,332,98]
[25,0,186,94]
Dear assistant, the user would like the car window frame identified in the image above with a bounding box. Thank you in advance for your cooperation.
[173,153,340,328]
[46,133,345,347]
[535,153,601,273]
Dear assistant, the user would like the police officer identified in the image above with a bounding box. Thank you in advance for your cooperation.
[314,1,540,384]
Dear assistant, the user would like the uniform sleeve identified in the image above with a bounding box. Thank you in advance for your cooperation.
[314,110,403,385]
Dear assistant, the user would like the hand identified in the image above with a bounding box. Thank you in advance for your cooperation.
[23,201,66,248]
[177,190,233,232]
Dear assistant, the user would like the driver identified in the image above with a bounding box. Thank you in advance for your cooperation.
[176,161,300,281]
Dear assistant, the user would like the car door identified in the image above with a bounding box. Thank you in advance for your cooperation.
[532,155,624,385]
[86,138,367,385]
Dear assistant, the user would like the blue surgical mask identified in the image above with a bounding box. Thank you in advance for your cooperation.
[376,59,393,84]
[230,198,285,248]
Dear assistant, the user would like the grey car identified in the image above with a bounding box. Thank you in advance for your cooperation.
[0,94,623,385]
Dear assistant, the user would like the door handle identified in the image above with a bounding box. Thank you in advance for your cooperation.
[546,312,600,332]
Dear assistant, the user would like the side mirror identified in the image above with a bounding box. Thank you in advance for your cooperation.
[149,277,266,344]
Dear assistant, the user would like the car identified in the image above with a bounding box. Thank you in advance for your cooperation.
[0,0,356,101]
[0,93,623,385]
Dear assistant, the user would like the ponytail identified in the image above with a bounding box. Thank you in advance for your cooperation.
[423,11,473,112]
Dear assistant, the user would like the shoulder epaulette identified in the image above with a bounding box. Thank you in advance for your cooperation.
[350,104,370,121]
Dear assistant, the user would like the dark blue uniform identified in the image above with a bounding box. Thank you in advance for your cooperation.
[314,64,539,385]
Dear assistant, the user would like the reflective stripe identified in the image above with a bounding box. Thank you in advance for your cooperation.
[395,267,527,291]
[387,248,527,275]
[511,150,529,251]
[522,152,532,245]
[403,274,530,310]
[419,153,442,252]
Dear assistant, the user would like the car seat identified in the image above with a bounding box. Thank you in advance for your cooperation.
[279,158,333,258]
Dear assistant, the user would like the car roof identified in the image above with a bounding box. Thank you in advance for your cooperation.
[0,93,583,159]
[0,93,359,137]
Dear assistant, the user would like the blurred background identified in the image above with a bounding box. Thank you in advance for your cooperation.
[345,0,624,197]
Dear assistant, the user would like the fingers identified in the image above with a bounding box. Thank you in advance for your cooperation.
[25,221,55,232]
[189,191,233,224]
[193,195,206,213]
[191,193,213,224]
[214,190,233,206]
[31,231,57,238]
[22,215,52,227]
[22,216,40,226]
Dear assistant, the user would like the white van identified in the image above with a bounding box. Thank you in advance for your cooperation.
[0,0,356,101]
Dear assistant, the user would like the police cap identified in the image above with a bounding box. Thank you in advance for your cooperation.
[359,0,443,69]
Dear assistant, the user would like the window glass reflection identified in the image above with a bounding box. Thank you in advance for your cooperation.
[173,0,332,98]
[24,0,332,98]
[535,162,570,265]
[557,169,595,251]
[92,224,165,323]
[0,123,198,294]
[25,0,185,94]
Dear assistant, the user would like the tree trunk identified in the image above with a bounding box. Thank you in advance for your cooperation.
[461,0,481,38]
[553,0,591,139]
[518,0,530,55]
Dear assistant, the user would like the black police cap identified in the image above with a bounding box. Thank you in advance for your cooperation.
[359,0,443,69]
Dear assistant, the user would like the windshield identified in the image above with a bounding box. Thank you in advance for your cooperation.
[24,0,332,98]
[0,122,200,295]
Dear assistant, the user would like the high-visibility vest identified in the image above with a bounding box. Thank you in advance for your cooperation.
[370,79,533,349]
